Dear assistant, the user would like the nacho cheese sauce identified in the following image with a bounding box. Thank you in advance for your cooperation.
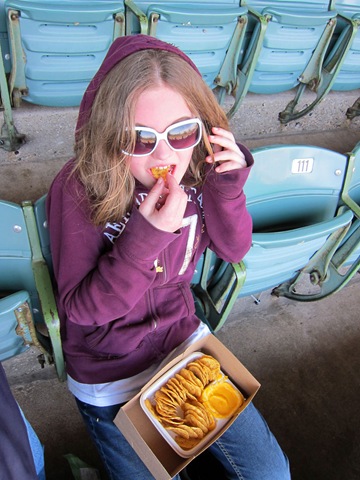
[200,380,244,419]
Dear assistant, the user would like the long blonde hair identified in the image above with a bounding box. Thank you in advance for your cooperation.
[73,49,229,226]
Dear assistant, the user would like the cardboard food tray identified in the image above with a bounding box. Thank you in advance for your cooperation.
[114,334,260,480]
[140,351,242,458]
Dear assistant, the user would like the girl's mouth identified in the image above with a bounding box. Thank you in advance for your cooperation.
[150,165,174,180]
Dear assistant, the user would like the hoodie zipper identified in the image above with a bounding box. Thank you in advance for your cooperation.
[150,252,167,330]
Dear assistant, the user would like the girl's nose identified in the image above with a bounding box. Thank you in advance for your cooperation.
[153,138,173,159]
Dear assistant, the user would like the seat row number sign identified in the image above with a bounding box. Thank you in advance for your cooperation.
[291,157,314,174]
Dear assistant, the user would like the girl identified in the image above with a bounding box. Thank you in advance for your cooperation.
[47,35,290,480]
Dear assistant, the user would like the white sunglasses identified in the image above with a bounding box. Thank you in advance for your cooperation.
[122,118,202,157]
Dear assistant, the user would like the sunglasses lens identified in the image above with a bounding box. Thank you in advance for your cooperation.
[133,129,157,155]
[168,121,200,150]
[126,120,201,156]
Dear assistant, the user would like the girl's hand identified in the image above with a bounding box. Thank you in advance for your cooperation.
[138,174,188,233]
[206,127,247,173]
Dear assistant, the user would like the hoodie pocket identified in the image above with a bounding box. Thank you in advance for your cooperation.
[150,283,195,328]
[83,312,152,358]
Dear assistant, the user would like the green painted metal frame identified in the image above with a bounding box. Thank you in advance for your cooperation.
[13,298,51,361]
[6,9,27,108]
[225,7,270,119]
[22,200,66,381]
[346,96,360,120]
[205,11,249,108]
[192,249,247,332]
[124,0,149,34]
[279,13,360,123]
[271,218,356,300]
[227,6,359,123]
[0,39,25,150]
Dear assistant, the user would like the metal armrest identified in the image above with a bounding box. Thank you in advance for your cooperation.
[22,201,66,381]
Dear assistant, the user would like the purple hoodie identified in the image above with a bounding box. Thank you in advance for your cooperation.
[47,35,253,384]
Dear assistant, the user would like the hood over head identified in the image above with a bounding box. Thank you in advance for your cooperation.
[76,34,201,132]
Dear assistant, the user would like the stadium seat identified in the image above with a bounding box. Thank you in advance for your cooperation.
[0,0,25,151]
[124,0,248,106]
[241,144,353,300]
[4,0,125,107]
[329,1,360,119]
[0,198,65,378]
[329,139,360,271]
[265,143,359,301]
[192,144,355,328]
[229,0,340,122]
[0,0,10,73]
[192,249,246,332]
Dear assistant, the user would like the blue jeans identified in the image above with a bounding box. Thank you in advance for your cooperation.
[75,398,290,480]
[20,409,46,480]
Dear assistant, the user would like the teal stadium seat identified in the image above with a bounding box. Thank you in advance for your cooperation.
[0,0,11,73]
[4,0,125,107]
[0,199,37,312]
[334,140,360,266]
[241,144,353,300]
[0,1,25,151]
[331,0,360,92]
[329,1,360,119]
[192,144,355,329]
[274,142,360,300]
[229,1,341,121]
[0,198,65,378]
[124,0,248,108]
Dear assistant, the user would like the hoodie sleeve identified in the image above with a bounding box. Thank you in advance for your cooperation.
[47,166,178,327]
[202,143,253,263]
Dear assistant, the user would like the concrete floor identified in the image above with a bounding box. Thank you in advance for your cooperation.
[3,276,360,480]
[1,88,360,479]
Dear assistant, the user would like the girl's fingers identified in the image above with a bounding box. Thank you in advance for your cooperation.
[206,128,247,170]
[139,174,187,232]
[209,132,238,153]
[139,177,169,217]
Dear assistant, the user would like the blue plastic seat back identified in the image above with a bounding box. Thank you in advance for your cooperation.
[240,1,336,94]
[0,0,11,73]
[333,0,360,16]
[245,0,333,11]
[5,0,125,106]
[0,200,44,322]
[245,145,347,231]
[0,201,52,362]
[127,2,247,89]
[331,1,360,91]
[0,199,33,293]
[239,144,351,296]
